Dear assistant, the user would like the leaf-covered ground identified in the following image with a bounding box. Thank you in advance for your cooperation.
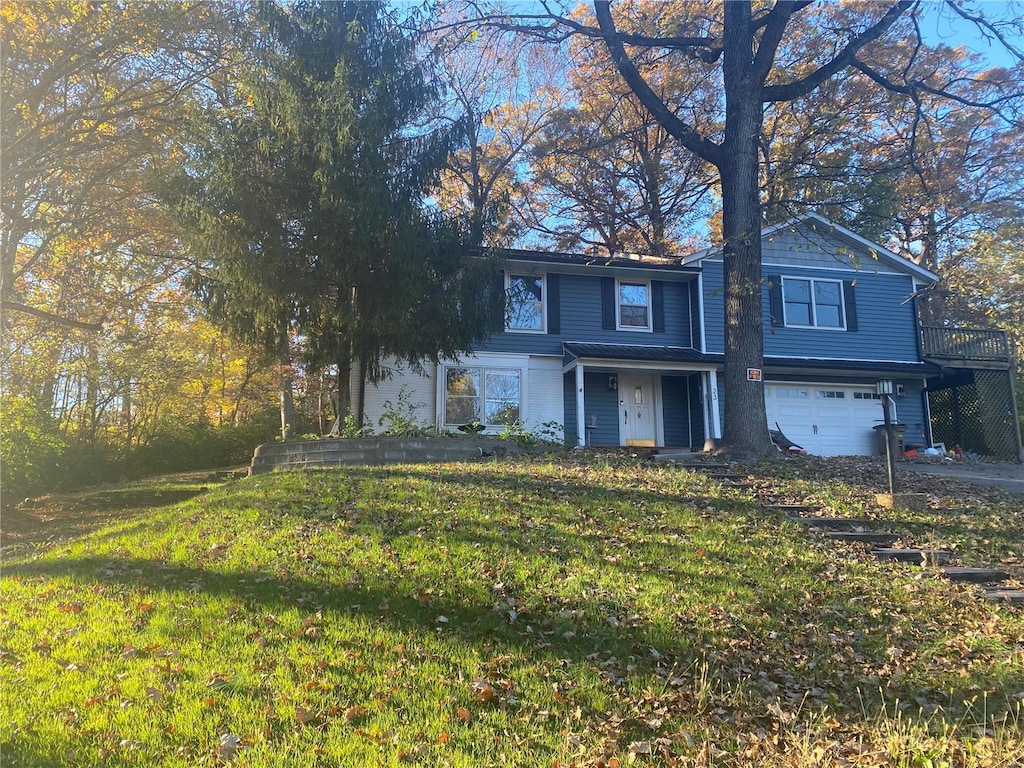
[1,454,1022,767]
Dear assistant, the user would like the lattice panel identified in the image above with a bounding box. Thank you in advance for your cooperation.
[929,370,1021,460]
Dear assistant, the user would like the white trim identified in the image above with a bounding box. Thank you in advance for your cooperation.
[437,353,530,431]
[504,271,546,333]
[685,376,694,447]
[697,272,707,353]
[781,275,846,330]
[683,214,939,284]
[615,278,653,332]
[761,261,909,277]
[570,358,711,374]
[575,364,586,448]
[654,376,665,446]
[707,370,722,440]
[764,353,932,369]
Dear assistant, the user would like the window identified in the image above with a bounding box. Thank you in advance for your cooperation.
[777,388,808,398]
[505,274,544,332]
[444,366,520,427]
[854,392,882,400]
[617,280,651,331]
[782,277,845,329]
[818,390,845,399]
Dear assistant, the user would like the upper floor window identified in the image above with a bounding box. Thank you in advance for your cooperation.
[505,273,545,332]
[617,280,651,331]
[783,277,845,329]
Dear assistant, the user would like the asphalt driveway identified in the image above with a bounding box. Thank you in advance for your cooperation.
[902,461,1024,494]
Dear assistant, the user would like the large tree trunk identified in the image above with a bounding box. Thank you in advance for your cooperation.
[718,1,774,457]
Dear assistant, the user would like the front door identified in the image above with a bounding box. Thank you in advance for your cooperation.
[619,374,657,446]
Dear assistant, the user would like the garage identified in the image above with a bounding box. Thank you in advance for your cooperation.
[764,383,886,456]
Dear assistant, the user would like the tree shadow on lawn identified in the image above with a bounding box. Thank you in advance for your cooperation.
[8,550,1019,732]
[259,464,774,592]
[1,488,209,555]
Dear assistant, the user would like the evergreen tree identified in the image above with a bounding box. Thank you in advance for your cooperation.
[173,1,499,437]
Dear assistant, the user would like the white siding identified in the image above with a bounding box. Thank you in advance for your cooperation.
[361,360,437,432]
[361,353,565,441]
[526,355,565,440]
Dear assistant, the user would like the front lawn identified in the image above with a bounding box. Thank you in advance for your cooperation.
[2,455,1021,767]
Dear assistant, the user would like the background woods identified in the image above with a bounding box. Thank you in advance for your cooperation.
[2,1,1022,494]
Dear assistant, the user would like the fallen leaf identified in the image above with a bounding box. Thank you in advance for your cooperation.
[345,704,368,722]
[470,680,496,703]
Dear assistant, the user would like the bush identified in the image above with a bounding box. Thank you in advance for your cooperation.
[0,396,69,498]
[124,411,280,477]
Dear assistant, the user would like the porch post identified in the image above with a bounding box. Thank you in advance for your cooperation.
[576,364,586,448]
[707,370,722,441]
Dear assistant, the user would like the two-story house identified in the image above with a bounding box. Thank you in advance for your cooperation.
[356,214,1017,458]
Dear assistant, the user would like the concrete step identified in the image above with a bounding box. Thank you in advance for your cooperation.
[872,548,952,566]
[983,590,1024,604]
[939,567,1010,584]
[788,517,875,530]
[824,531,901,546]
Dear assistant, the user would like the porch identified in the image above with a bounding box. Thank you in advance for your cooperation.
[561,343,721,449]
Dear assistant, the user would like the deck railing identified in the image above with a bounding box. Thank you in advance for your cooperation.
[920,326,1010,362]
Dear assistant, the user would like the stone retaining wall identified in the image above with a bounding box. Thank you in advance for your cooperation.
[250,437,542,475]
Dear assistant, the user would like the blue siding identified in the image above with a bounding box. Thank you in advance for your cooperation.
[476,271,697,355]
[662,376,691,447]
[563,373,578,446]
[702,262,725,353]
[702,260,922,362]
[688,374,706,445]
[583,372,621,446]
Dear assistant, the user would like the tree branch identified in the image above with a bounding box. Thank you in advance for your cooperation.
[593,1,722,166]
[761,1,914,103]
[944,0,1024,63]
[1,301,105,331]
[751,2,807,86]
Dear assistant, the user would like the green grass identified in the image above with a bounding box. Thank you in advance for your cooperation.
[2,455,1022,767]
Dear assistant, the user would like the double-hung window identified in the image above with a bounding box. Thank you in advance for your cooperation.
[782,277,845,329]
[443,366,521,427]
[505,273,545,332]
[617,280,651,331]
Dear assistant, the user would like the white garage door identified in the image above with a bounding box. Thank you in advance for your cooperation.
[765,384,885,456]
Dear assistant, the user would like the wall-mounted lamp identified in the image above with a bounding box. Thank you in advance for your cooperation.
[875,379,894,396]
[608,375,618,392]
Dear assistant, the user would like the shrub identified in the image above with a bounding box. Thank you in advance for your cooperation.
[0,396,69,498]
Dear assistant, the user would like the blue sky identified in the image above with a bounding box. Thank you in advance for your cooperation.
[920,0,1023,69]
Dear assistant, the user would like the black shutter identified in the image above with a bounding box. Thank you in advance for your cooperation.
[601,277,615,330]
[768,274,784,327]
[843,280,858,331]
[652,281,665,333]
[546,273,560,334]
[490,271,506,332]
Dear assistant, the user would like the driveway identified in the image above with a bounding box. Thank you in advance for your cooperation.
[902,461,1024,494]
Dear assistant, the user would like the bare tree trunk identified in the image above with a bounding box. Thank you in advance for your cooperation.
[278,327,295,441]
[716,1,774,457]
[337,355,352,423]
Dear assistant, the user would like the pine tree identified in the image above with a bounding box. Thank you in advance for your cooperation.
[172,1,499,437]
